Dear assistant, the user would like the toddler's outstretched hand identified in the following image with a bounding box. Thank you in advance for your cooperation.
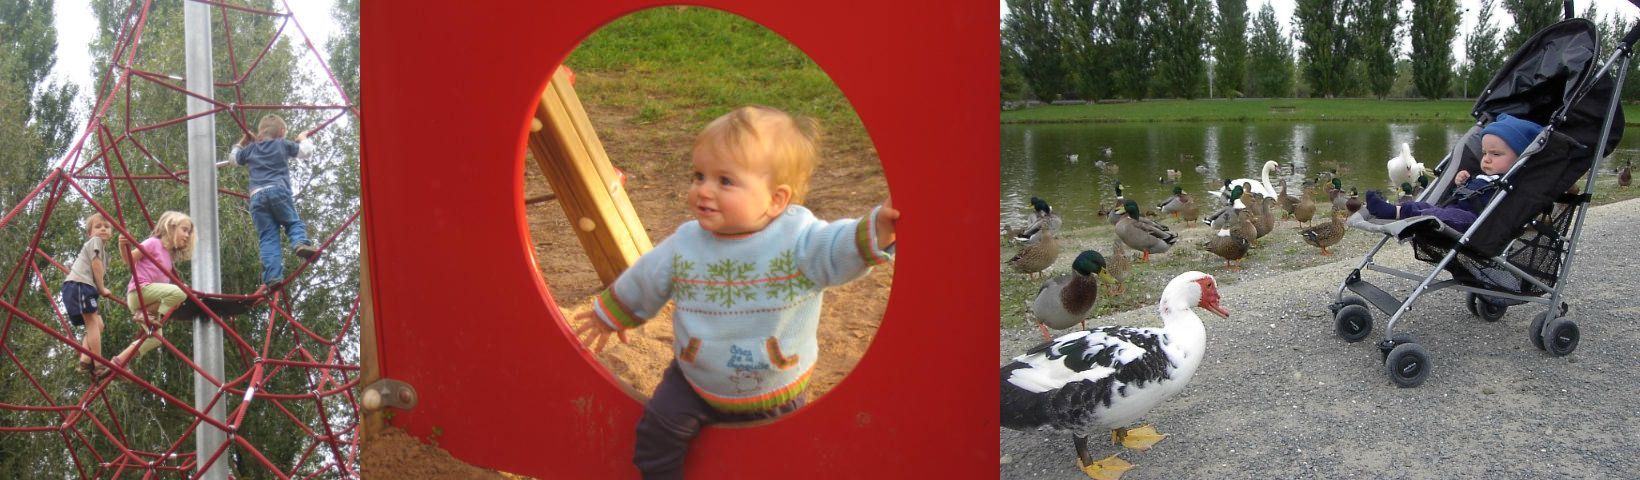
[572,309,628,353]
[295,131,308,143]
[1454,170,1471,185]
[875,198,899,248]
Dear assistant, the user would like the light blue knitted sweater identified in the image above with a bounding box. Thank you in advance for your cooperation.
[593,205,893,412]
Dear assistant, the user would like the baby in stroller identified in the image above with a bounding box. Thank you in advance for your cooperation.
[1362,114,1543,231]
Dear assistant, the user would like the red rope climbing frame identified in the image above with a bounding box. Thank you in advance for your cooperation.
[0,0,359,478]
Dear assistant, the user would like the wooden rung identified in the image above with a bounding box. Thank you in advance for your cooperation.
[529,66,652,285]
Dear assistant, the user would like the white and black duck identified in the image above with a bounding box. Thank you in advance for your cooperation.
[1002,271,1230,479]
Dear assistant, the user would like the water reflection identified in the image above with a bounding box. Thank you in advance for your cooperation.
[999,122,1526,232]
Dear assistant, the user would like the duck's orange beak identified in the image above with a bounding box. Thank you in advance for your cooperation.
[1202,300,1230,318]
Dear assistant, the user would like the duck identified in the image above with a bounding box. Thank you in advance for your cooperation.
[1300,210,1347,255]
[1203,228,1251,271]
[1620,159,1632,187]
[1396,182,1416,203]
[1095,160,1120,174]
[1001,272,1230,480]
[1068,153,1080,163]
[1114,200,1177,262]
[1345,188,1362,214]
[1276,179,1297,219]
[1156,186,1199,225]
[1387,142,1427,187]
[1016,197,1063,241]
[1105,238,1132,296]
[1158,169,1182,184]
[1201,185,1243,228]
[1250,193,1275,242]
[1029,250,1120,341]
[1008,226,1060,279]
[1214,160,1279,200]
[1293,186,1317,228]
[1194,164,1209,175]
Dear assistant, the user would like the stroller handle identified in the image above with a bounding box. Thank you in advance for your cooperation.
[1625,20,1640,49]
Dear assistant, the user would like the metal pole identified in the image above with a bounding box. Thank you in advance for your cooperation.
[184,2,226,479]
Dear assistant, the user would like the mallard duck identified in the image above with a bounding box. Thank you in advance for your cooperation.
[1414,174,1430,198]
[1387,143,1428,187]
[1095,160,1120,174]
[1276,179,1297,219]
[1115,200,1177,262]
[1214,160,1279,199]
[1194,164,1209,175]
[1158,169,1182,184]
[1396,182,1416,203]
[1156,186,1199,225]
[1345,188,1362,214]
[1029,250,1120,341]
[1293,186,1317,228]
[1203,228,1251,271]
[1002,272,1229,480]
[1620,159,1632,187]
[1251,193,1275,241]
[1106,238,1132,296]
[1301,210,1347,255]
[1009,227,1060,278]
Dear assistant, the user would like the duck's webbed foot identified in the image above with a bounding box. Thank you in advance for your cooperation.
[1111,424,1167,451]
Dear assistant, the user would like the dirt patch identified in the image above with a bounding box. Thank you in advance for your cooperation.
[362,426,533,479]
[525,89,892,401]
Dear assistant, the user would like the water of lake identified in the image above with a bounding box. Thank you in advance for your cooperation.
[1000,121,1639,232]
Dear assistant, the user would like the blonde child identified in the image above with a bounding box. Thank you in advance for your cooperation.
[112,211,195,368]
[61,213,116,378]
[227,114,318,289]
[573,106,899,479]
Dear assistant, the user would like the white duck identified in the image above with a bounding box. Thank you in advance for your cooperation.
[1386,142,1427,187]
[1001,272,1229,479]
[1214,160,1279,200]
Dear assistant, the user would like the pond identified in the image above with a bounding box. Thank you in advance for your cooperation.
[1000,121,1639,232]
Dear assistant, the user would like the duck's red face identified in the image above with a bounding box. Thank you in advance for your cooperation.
[1195,276,1230,318]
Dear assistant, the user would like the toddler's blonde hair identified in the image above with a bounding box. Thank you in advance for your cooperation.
[694,106,821,203]
[153,211,196,262]
[84,213,107,233]
[257,114,288,141]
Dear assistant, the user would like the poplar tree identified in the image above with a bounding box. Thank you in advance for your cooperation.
[1151,0,1211,98]
[1411,0,1461,99]
[1463,0,1504,97]
[1212,0,1249,98]
[1503,0,1563,52]
[1247,1,1294,97]
[1003,0,1069,101]
[1356,0,1400,99]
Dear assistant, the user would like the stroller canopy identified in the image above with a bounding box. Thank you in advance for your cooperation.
[1474,18,1624,156]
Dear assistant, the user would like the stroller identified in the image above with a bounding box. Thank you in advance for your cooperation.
[1327,6,1633,388]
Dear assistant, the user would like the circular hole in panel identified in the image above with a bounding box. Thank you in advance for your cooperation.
[522,6,892,421]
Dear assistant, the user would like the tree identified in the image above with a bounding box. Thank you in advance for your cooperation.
[1003,0,1068,101]
[1411,0,1460,99]
[1062,0,1117,100]
[1151,0,1211,98]
[1001,37,1034,101]
[1294,0,1352,97]
[1212,0,1249,98]
[1463,0,1504,98]
[1503,0,1562,52]
[1356,0,1400,99]
[0,0,79,160]
[1247,1,1294,97]
[1111,0,1151,99]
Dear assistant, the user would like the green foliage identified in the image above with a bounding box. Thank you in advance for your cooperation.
[1411,0,1460,99]
[1294,0,1351,98]
[1463,0,1504,98]
[1247,2,1295,98]
[1001,98,1516,123]
[1003,0,1069,102]
[1212,0,1249,98]
[1150,0,1211,99]
[1000,38,1034,101]
[1503,0,1563,52]
[1356,0,1400,99]
[1110,0,1150,100]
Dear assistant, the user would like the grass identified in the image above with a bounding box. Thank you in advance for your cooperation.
[1002,98,1640,125]
[565,7,864,139]
[999,175,1640,331]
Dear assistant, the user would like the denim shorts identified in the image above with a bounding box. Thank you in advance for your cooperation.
[61,281,99,326]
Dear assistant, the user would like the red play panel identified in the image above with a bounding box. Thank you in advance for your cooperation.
[360,1,998,477]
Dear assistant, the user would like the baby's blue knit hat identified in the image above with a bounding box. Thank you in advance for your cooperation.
[1481,114,1544,156]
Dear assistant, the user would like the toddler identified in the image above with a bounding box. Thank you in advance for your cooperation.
[61,213,117,379]
[112,210,196,369]
[228,114,319,289]
[1365,114,1543,231]
[573,106,898,479]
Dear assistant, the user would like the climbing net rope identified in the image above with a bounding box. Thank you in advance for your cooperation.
[0,1,358,478]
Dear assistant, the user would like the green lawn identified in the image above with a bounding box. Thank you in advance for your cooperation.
[1003,98,1640,124]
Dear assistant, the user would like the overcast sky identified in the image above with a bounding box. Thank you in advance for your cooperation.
[1000,0,1640,63]
[51,0,341,110]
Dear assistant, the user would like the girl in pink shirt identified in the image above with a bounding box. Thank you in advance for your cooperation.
[111,211,196,369]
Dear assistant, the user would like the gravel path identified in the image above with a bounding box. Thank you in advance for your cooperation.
[999,198,1640,479]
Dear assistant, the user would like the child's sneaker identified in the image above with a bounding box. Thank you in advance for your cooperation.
[294,244,320,260]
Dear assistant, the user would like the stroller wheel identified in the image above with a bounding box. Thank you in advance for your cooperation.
[1384,342,1432,388]
[1543,317,1580,357]
[1334,305,1373,343]
[1331,295,1368,313]
[1468,293,1507,322]
[1529,311,1551,351]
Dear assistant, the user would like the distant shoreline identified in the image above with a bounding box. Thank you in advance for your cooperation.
[1002,98,1640,125]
